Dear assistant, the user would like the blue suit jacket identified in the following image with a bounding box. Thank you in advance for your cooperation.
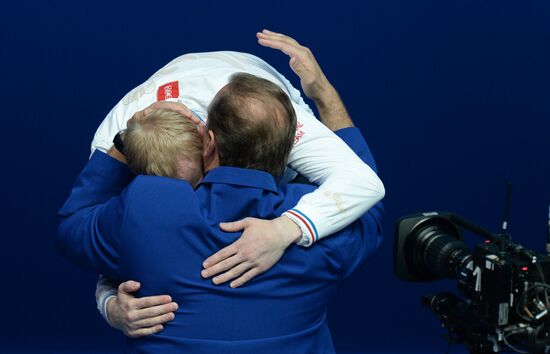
[57,128,383,354]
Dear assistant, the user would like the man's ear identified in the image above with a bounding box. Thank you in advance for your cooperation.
[202,129,216,157]
[202,128,219,172]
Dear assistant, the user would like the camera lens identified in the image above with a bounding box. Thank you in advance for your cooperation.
[423,233,471,278]
[406,218,471,279]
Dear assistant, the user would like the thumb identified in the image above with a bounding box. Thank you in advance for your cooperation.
[289,56,297,66]
[289,56,301,73]
[119,280,141,294]
[219,218,250,232]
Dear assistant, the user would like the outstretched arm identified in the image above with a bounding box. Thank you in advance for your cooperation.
[260,29,384,242]
[258,29,352,131]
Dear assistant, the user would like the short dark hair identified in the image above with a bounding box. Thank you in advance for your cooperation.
[206,73,297,177]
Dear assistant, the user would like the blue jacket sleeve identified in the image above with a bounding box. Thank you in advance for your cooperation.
[333,127,384,279]
[56,151,134,277]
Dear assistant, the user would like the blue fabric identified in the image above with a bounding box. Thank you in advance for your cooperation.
[57,127,384,354]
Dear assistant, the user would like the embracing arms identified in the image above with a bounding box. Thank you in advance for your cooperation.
[93,30,384,336]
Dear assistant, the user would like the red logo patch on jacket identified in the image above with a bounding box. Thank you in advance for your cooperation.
[157,81,180,101]
[294,121,305,144]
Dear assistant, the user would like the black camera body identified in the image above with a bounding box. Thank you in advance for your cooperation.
[395,212,550,353]
[471,242,550,328]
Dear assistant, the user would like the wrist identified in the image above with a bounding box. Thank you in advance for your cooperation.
[105,295,120,329]
[312,85,339,109]
[107,145,127,164]
[308,77,334,103]
[313,88,354,131]
[276,215,302,245]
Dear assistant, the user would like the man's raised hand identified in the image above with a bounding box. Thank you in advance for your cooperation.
[258,29,352,131]
[257,29,330,102]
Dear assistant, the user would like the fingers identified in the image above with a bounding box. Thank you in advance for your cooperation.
[132,295,174,310]
[150,101,189,115]
[132,312,175,329]
[257,30,302,51]
[230,267,263,288]
[257,34,301,59]
[212,261,252,285]
[218,218,249,233]
[150,101,190,112]
[203,217,285,288]
[188,114,203,126]
[202,241,239,268]
[126,324,164,339]
[119,280,141,294]
[127,302,178,323]
[197,124,206,139]
[259,29,300,46]
[256,30,313,74]
[256,29,326,100]
[180,110,202,125]
[151,101,192,117]
[149,101,203,125]
[202,251,241,278]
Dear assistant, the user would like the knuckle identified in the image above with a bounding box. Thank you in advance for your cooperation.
[125,311,136,322]
[241,249,253,259]
[232,252,244,263]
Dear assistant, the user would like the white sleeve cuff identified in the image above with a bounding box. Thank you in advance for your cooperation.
[101,295,117,325]
[95,276,119,324]
[282,209,320,247]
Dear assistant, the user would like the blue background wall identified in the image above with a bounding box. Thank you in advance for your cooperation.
[1,0,548,353]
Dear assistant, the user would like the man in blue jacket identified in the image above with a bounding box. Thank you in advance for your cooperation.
[56,33,384,353]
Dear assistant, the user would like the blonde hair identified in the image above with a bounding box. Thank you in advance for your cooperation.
[124,109,203,183]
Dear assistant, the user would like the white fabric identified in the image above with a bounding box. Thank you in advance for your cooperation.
[91,51,385,245]
[95,275,118,323]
